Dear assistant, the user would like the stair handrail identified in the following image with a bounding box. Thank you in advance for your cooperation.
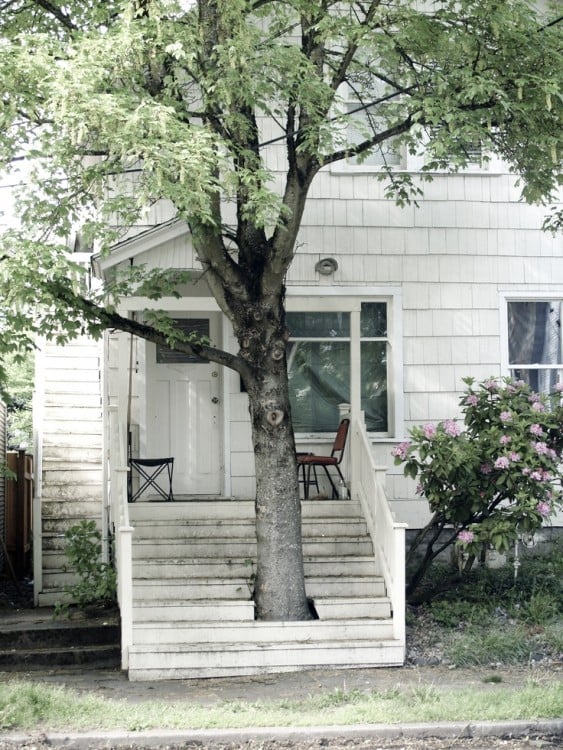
[108,401,133,670]
[350,414,406,648]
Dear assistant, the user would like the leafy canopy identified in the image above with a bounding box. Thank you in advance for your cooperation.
[0,0,561,372]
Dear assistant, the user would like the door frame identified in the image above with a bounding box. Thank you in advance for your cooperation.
[139,309,229,497]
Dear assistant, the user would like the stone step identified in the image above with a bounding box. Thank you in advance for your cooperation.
[0,610,121,670]
[131,619,395,645]
[132,537,374,560]
[0,619,120,651]
[0,643,121,670]
[314,597,392,620]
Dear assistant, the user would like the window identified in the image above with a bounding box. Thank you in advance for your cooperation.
[287,302,389,433]
[345,103,404,168]
[507,300,563,393]
[425,127,485,170]
[156,318,209,364]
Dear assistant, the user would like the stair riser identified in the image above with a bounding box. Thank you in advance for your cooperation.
[133,582,252,600]
[133,602,254,622]
[128,500,361,522]
[132,558,378,579]
[0,646,120,670]
[0,625,120,650]
[131,621,394,645]
[128,641,404,680]
[315,601,391,619]
[132,520,368,540]
[132,578,385,601]
[132,539,373,559]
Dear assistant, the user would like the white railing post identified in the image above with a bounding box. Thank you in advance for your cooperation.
[350,415,407,654]
[108,402,133,671]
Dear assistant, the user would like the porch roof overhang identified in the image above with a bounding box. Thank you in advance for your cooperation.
[92,218,190,277]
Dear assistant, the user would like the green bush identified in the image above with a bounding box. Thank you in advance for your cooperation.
[55,520,117,616]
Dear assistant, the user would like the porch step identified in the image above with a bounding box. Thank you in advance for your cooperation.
[132,518,368,539]
[133,600,255,622]
[314,596,392,619]
[132,536,374,559]
[132,555,378,579]
[128,499,360,521]
[133,575,385,601]
[126,498,403,679]
[132,619,395,645]
[0,610,120,670]
[128,620,403,680]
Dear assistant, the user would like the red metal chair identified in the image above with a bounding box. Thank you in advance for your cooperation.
[297,418,350,499]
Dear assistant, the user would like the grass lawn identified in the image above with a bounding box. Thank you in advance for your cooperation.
[0,673,562,733]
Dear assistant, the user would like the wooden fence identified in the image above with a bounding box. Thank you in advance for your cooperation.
[5,450,33,578]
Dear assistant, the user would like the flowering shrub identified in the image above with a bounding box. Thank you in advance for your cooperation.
[395,376,563,598]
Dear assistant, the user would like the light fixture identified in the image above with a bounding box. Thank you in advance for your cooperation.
[315,257,339,275]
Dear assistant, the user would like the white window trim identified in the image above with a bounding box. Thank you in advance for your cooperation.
[286,286,404,442]
[499,290,563,378]
[330,125,505,176]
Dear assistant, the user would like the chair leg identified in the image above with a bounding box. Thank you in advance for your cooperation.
[322,466,339,499]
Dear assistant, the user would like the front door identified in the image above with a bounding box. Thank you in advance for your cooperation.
[146,314,222,496]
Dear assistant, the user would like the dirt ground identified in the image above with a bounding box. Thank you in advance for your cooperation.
[0,733,561,750]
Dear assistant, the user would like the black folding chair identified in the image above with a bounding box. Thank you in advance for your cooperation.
[128,457,174,502]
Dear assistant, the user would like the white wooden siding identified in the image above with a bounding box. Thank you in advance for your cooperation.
[36,337,104,604]
[40,155,562,527]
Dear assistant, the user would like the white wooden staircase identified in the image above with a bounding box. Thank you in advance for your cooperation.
[126,498,404,680]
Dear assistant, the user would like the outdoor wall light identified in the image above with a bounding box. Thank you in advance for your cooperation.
[315,257,339,275]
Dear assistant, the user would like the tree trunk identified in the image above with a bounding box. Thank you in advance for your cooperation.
[244,343,312,621]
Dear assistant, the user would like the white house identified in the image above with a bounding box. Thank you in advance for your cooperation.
[32,140,563,679]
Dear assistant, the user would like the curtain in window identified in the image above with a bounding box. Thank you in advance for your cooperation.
[507,301,562,393]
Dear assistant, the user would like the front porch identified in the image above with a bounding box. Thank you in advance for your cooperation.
[109,409,406,680]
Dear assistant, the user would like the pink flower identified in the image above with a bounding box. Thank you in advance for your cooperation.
[500,411,513,422]
[531,470,543,481]
[415,483,424,495]
[554,383,563,393]
[494,456,510,469]
[532,401,545,412]
[443,419,461,437]
[423,423,437,439]
[500,435,511,445]
[466,394,479,406]
[509,452,521,462]
[391,441,411,460]
[483,379,498,392]
[481,463,492,475]
[457,530,474,544]
[529,393,541,403]
[534,441,550,455]
[530,424,544,437]
[536,501,551,517]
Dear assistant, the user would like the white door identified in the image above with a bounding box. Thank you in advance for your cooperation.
[146,314,222,496]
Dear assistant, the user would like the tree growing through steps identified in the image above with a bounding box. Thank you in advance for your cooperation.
[0,0,561,620]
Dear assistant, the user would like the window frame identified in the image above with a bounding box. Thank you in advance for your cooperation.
[500,291,563,389]
[286,287,403,441]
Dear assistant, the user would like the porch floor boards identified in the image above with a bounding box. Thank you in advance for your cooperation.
[127,498,404,680]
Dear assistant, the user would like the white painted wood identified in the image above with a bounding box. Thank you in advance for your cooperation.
[145,314,222,496]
